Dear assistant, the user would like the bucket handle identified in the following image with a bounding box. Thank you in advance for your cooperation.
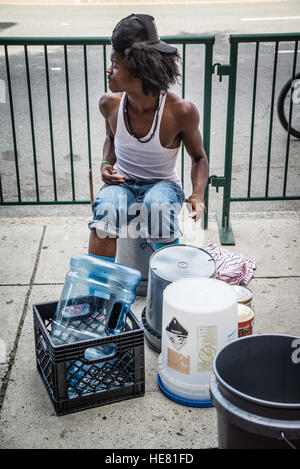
[280,432,297,449]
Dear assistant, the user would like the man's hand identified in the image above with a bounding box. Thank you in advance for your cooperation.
[186,195,206,222]
[101,164,126,185]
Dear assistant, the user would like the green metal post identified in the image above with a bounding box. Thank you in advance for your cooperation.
[202,41,214,230]
[44,45,58,201]
[103,44,107,93]
[84,45,92,171]
[283,40,298,197]
[247,42,259,198]
[265,41,279,197]
[24,45,40,202]
[217,39,238,245]
[4,45,21,202]
[64,45,75,201]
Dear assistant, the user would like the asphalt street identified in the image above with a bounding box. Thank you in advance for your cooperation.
[0,0,299,218]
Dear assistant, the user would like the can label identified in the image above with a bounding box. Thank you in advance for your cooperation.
[166,317,188,351]
[238,304,255,337]
[197,325,217,372]
[167,348,190,375]
[238,319,254,337]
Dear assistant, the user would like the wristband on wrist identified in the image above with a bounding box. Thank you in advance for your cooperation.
[100,161,112,167]
[188,193,205,203]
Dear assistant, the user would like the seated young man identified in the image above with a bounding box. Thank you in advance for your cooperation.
[88,14,209,261]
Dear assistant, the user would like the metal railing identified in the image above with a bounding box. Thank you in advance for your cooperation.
[0,35,215,229]
[1,37,111,206]
[1,33,299,242]
[217,33,300,244]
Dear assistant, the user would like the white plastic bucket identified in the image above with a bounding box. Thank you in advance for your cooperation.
[158,277,238,407]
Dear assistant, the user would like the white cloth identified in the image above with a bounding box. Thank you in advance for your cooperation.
[204,241,256,285]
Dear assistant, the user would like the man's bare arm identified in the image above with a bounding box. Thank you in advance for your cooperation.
[102,121,117,166]
[99,94,125,184]
[181,102,209,195]
[180,101,209,220]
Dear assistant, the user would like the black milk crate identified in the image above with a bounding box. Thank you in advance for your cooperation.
[33,300,145,416]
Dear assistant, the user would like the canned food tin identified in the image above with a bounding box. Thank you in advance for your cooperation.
[231,285,253,306]
[238,304,255,337]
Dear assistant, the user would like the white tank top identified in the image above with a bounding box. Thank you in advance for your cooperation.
[114,92,182,187]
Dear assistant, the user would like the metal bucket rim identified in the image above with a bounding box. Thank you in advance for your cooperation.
[149,244,216,282]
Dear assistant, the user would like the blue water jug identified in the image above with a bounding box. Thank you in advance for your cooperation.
[50,254,141,399]
[50,253,142,351]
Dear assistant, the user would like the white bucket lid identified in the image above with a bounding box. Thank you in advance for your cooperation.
[163,277,237,315]
[149,245,216,282]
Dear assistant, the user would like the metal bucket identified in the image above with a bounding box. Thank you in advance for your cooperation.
[142,244,216,353]
[210,334,300,448]
[116,237,154,297]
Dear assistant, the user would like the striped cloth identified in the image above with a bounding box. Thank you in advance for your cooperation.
[204,241,256,285]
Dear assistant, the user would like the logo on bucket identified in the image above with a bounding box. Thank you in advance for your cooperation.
[197,325,217,372]
[166,318,188,351]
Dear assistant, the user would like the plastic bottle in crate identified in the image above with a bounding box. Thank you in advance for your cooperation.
[50,254,141,398]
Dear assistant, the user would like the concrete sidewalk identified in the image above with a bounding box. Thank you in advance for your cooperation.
[0,211,299,449]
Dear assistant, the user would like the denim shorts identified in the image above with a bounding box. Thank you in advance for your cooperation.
[88,178,185,242]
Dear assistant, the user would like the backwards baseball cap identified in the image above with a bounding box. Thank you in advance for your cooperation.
[111,14,177,55]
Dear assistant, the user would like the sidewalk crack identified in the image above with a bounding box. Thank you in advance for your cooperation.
[0,225,47,411]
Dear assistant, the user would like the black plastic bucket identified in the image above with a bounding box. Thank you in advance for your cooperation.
[210,334,300,449]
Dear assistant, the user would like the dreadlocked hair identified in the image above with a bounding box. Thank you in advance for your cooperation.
[123,43,181,97]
